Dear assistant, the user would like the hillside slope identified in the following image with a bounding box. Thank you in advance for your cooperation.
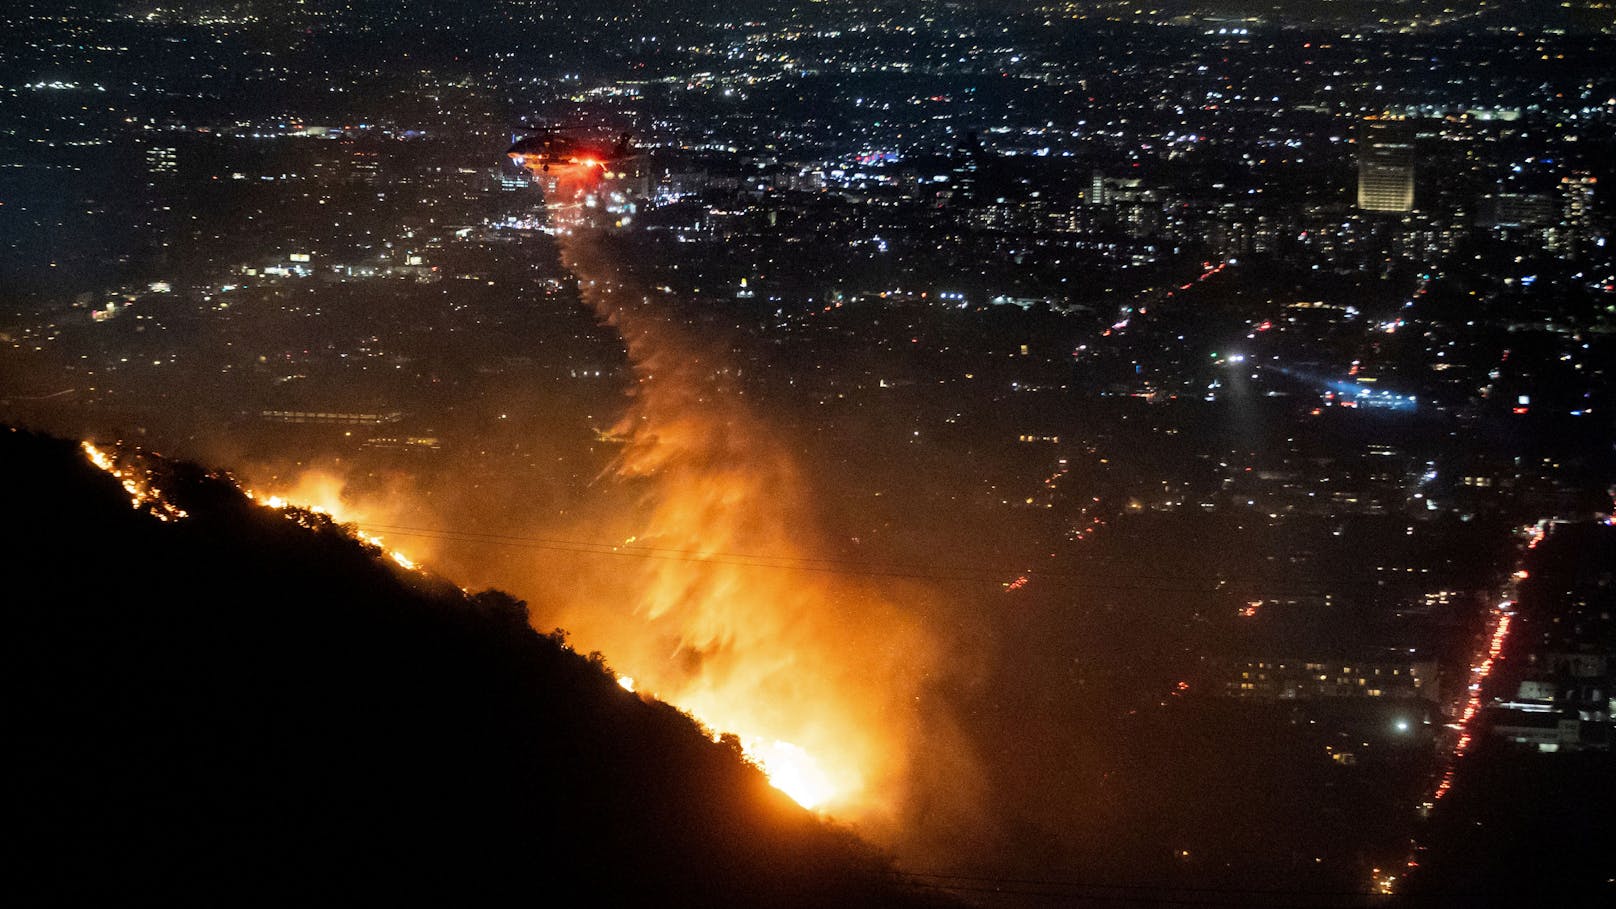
[4,427,937,907]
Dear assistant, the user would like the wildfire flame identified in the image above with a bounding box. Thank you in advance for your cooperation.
[239,485,426,575]
[737,738,837,811]
[82,441,189,522]
[81,438,861,816]
[531,172,972,826]
[206,173,982,841]
[81,441,435,579]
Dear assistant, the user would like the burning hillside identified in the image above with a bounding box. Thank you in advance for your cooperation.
[7,425,944,907]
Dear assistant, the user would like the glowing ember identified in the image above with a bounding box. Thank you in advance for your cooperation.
[242,487,424,574]
[81,441,189,522]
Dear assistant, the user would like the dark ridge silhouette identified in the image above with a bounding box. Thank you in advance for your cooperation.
[3,426,944,907]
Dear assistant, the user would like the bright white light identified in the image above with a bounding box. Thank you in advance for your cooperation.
[745,739,836,810]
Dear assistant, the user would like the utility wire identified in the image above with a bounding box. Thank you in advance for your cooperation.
[892,868,1389,900]
[893,877,1381,908]
[353,519,1491,597]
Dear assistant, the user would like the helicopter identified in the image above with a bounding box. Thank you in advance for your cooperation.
[505,125,636,173]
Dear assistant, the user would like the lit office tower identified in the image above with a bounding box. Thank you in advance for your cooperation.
[1561,173,1597,236]
[1357,119,1415,213]
[1546,172,1599,258]
[145,145,178,176]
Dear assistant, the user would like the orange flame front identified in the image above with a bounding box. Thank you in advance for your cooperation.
[534,173,977,829]
[240,172,983,850]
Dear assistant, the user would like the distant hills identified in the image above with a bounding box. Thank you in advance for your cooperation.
[4,427,939,907]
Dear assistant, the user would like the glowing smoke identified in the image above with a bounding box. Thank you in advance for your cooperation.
[540,191,982,836]
[234,172,987,854]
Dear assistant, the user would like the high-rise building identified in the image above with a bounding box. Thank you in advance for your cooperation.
[1088,171,1141,207]
[1478,192,1553,230]
[1560,172,1596,231]
[1547,173,1599,257]
[145,145,178,176]
[1357,118,1415,213]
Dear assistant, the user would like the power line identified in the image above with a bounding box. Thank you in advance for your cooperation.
[363,521,1217,589]
[893,877,1381,908]
[353,519,1459,596]
[892,869,1387,901]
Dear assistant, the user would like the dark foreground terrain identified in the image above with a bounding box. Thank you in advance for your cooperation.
[4,427,936,907]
